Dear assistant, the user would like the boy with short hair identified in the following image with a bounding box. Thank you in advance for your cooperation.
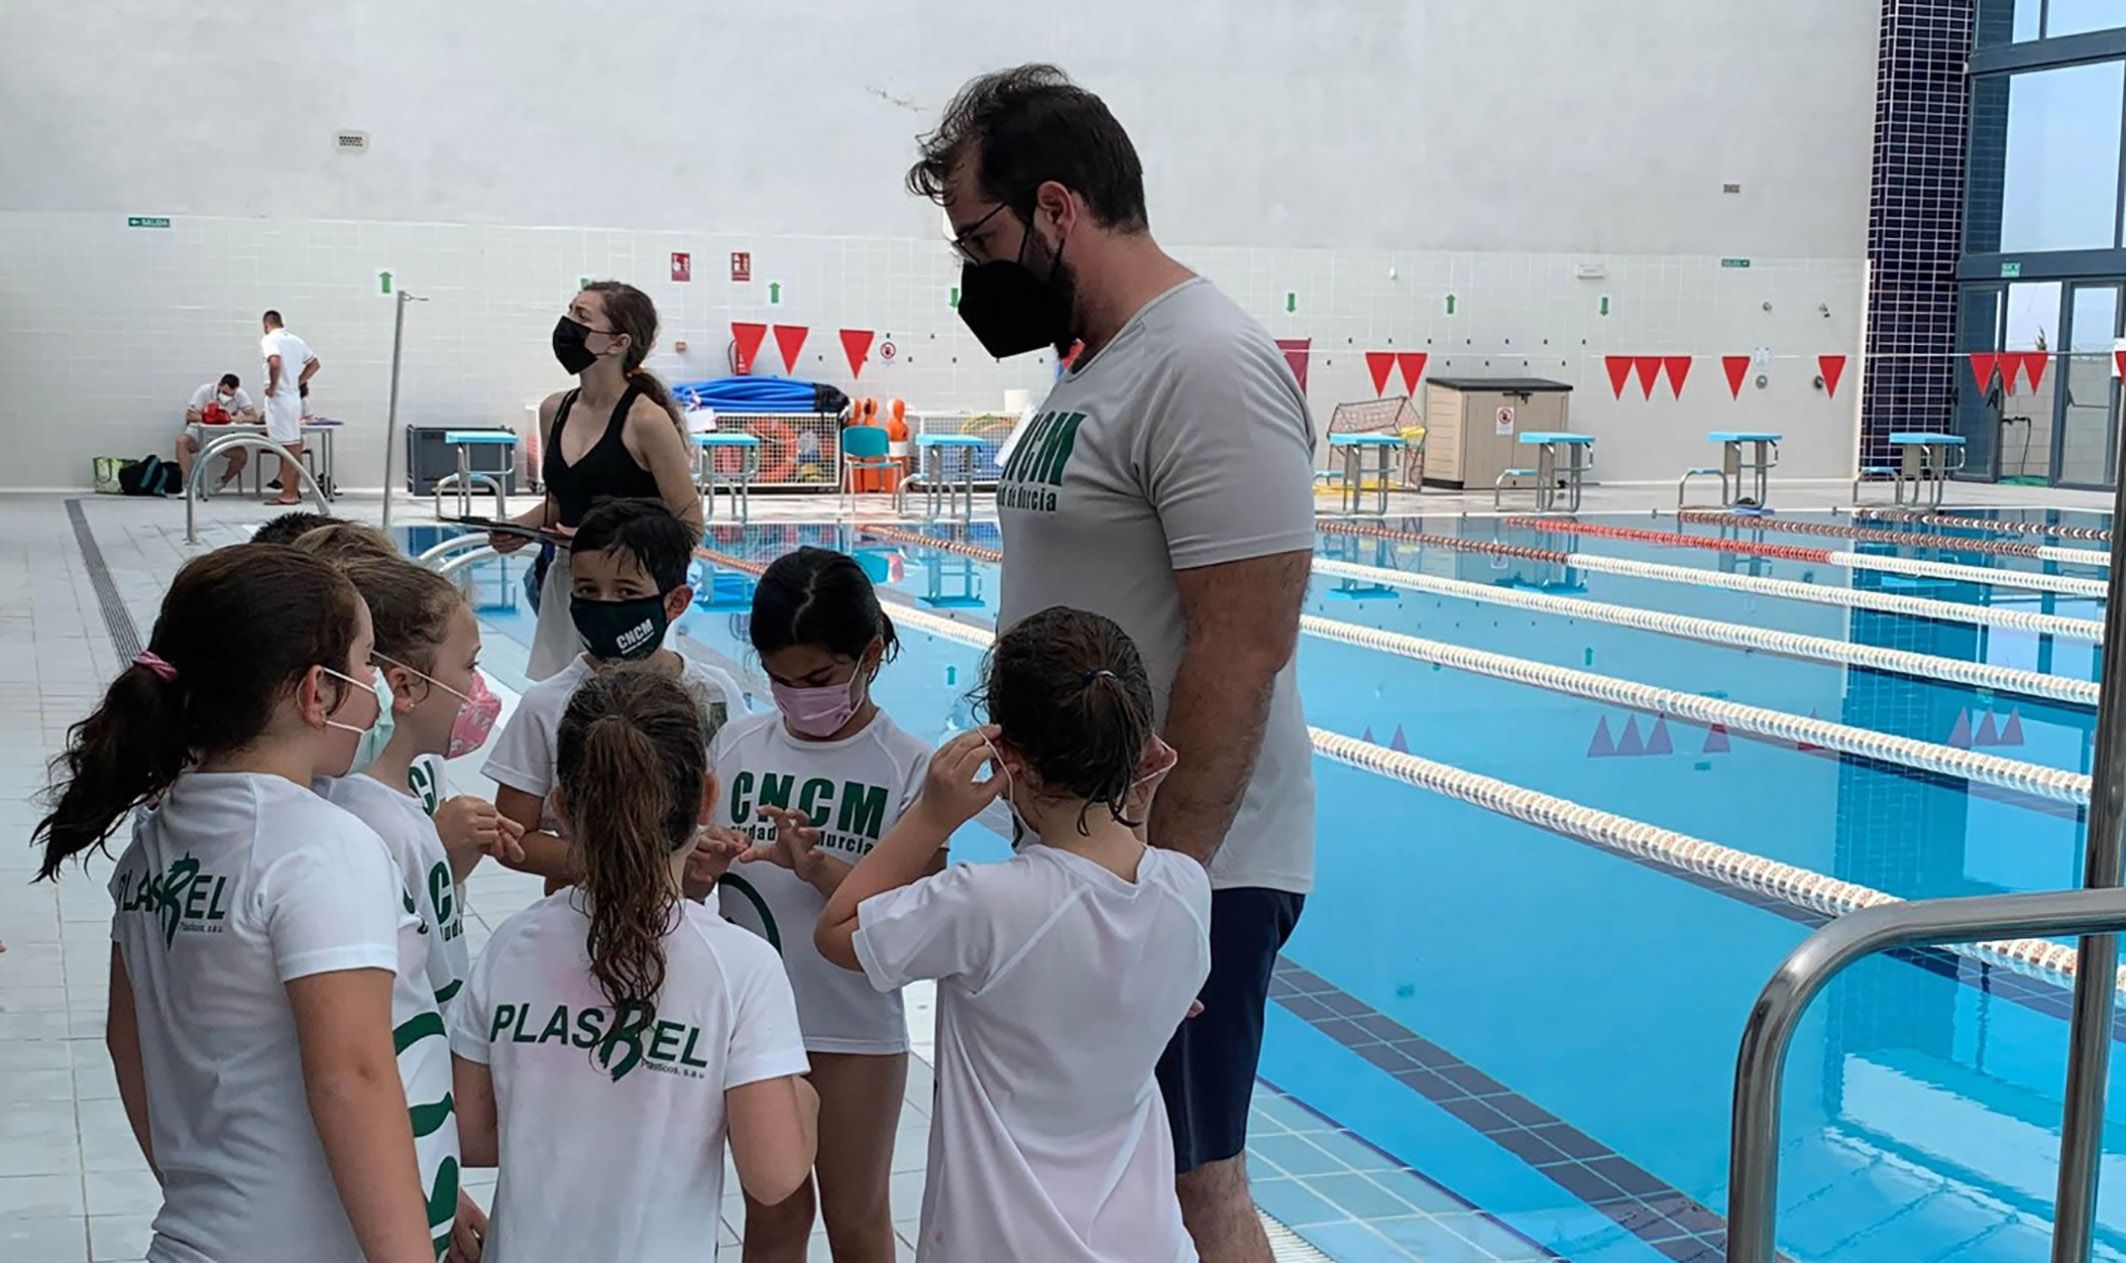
[484,497,747,888]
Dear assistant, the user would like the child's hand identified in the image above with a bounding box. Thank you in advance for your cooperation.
[681,826,749,900]
[913,727,1007,835]
[745,807,850,893]
[436,796,523,864]
[448,1189,487,1262]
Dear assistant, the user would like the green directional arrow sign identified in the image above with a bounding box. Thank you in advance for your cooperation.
[769,282,782,305]
[1285,291,1297,313]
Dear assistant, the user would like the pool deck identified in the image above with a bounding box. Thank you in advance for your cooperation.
[0,480,2114,1262]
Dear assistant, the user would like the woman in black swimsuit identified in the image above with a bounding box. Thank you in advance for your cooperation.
[491,281,704,679]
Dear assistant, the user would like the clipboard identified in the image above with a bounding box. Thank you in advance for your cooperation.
[442,516,569,546]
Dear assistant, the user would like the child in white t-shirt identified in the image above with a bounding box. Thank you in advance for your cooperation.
[819,606,1210,1263]
[484,497,747,892]
[33,544,451,1263]
[715,545,932,1260]
[449,665,817,1262]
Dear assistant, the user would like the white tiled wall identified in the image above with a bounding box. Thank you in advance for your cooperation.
[0,210,1862,490]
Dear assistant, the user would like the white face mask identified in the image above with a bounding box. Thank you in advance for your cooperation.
[319,666,381,734]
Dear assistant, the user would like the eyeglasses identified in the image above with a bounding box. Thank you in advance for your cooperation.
[948,201,1017,264]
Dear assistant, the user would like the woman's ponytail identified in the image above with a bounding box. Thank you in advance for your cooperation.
[554,666,709,1039]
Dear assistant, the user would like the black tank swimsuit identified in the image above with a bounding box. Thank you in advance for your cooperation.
[543,384,663,528]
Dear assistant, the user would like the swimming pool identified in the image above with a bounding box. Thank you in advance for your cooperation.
[429,508,2125,1263]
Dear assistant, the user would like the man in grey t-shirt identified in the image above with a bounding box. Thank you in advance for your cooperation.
[911,65,1315,1263]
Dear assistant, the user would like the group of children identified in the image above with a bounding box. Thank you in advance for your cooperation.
[32,495,1214,1263]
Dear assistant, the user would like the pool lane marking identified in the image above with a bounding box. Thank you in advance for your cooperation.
[1853,507,2111,544]
[1502,515,2106,598]
[1672,509,2110,568]
[1299,615,2085,806]
[858,524,2099,707]
[1320,520,2105,643]
[705,543,2119,997]
[1307,555,2098,708]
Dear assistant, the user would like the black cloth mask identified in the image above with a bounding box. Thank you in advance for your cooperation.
[570,594,667,662]
[552,316,600,376]
[956,226,1075,359]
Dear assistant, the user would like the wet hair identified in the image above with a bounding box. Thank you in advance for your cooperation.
[33,546,365,880]
[555,665,708,1043]
[749,546,899,666]
[262,309,283,327]
[218,373,240,390]
[580,281,686,437]
[909,64,1148,233]
[573,497,698,594]
[251,511,343,546]
[974,606,1153,833]
[339,558,463,674]
[292,521,399,566]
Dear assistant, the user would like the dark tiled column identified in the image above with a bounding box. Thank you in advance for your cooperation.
[1861,0,1977,468]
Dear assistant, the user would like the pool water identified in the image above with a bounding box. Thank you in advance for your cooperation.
[421,508,2126,1263]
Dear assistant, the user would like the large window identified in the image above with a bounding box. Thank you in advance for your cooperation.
[1980,0,2126,44]
[1967,60,2125,253]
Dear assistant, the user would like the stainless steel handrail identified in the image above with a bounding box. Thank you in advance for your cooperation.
[184,434,331,544]
[435,546,499,578]
[1726,887,2126,1263]
[414,533,497,568]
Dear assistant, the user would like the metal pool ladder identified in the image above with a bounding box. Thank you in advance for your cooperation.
[1728,486,2126,1263]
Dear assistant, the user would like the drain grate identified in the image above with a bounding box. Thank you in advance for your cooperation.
[66,498,142,663]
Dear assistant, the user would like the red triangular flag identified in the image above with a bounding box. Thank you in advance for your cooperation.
[2116,351,2126,381]
[1276,338,1311,392]
[1617,716,1646,757]
[1365,351,1397,397]
[1389,724,1410,754]
[731,322,768,375]
[1646,716,1674,755]
[1060,340,1083,370]
[2021,351,2050,393]
[1722,356,1751,399]
[2000,709,2025,746]
[1663,356,1693,398]
[1588,716,1617,758]
[1948,709,1973,749]
[1702,723,1730,754]
[1633,356,1662,400]
[1969,352,2000,394]
[839,328,874,379]
[1605,356,1635,399]
[1819,355,1847,398]
[1396,352,1428,395]
[1973,711,2000,746]
[772,325,809,374]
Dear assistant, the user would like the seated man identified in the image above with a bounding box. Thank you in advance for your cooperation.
[178,373,259,491]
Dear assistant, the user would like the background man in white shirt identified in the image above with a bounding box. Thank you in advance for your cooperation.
[259,309,321,504]
[911,65,1317,1263]
[177,372,258,490]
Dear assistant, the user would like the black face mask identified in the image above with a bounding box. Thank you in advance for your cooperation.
[552,316,599,376]
[956,226,1075,360]
[571,594,668,662]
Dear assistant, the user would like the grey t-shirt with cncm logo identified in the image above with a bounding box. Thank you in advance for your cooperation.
[996,277,1318,894]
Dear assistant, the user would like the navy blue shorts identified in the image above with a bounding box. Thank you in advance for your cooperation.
[1156,887,1305,1173]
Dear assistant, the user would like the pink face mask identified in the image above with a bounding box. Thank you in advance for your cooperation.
[450,671,502,759]
[772,676,862,739]
[376,653,501,759]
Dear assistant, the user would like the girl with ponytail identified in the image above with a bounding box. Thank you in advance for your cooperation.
[491,279,707,681]
[448,665,817,1262]
[35,544,453,1263]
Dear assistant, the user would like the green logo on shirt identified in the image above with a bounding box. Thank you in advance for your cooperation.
[428,862,461,943]
[729,772,891,857]
[116,853,232,946]
[997,409,1085,513]
[488,1001,714,1084]
[409,761,440,815]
